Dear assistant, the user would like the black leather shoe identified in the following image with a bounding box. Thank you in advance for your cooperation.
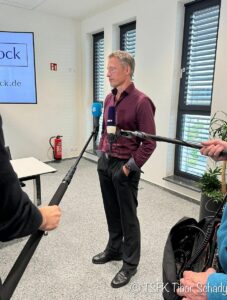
[111,268,137,288]
[92,250,122,264]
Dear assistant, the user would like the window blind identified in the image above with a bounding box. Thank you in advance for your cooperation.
[179,114,210,177]
[120,21,136,57]
[93,32,104,147]
[185,6,220,106]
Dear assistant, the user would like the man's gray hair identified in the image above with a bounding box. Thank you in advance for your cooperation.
[108,50,135,78]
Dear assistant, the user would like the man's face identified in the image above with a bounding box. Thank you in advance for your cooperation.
[107,57,130,88]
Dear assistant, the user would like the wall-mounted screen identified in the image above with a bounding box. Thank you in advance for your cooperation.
[0,31,37,104]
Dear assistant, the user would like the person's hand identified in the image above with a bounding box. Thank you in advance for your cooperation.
[39,205,61,231]
[122,165,130,177]
[200,139,227,161]
[176,268,216,300]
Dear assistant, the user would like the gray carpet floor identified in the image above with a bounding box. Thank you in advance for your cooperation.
[0,158,199,300]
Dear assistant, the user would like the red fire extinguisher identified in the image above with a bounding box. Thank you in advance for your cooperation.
[49,135,63,160]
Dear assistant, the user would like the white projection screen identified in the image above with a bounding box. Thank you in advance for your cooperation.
[0,31,37,104]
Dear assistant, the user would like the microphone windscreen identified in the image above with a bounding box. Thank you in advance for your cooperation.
[92,102,102,118]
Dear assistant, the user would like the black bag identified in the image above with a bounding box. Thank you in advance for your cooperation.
[162,215,221,300]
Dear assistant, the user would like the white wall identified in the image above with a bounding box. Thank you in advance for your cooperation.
[0,5,81,161]
[81,0,227,201]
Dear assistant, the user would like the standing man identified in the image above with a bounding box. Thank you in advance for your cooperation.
[92,51,156,288]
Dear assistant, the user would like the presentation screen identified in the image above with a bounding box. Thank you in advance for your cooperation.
[0,31,37,104]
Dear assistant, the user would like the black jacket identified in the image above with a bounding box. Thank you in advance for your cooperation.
[0,115,42,242]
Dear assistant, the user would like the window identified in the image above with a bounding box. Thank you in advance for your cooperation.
[120,21,136,57]
[93,32,104,148]
[175,0,220,180]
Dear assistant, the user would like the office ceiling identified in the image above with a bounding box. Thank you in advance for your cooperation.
[0,0,127,20]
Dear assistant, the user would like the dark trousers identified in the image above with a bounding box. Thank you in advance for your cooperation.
[97,154,141,271]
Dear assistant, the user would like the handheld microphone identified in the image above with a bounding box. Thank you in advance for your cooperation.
[107,106,117,152]
[92,102,102,140]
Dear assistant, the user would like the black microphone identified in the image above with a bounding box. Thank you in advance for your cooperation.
[107,106,117,152]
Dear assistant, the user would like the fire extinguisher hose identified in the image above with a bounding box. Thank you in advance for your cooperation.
[49,136,55,150]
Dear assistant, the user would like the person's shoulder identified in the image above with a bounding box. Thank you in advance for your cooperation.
[105,92,114,102]
[103,93,112,107]
[133,86,155,110]
[133,86,150,101]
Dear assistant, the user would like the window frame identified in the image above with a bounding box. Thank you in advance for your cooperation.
[119,21,136,52]
[93,31,104,103]
[92,31,104,151]
[174,0,221,181]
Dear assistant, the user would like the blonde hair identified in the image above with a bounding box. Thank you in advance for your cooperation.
[108,50,135,78]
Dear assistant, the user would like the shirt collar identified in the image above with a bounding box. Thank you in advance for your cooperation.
[111,82,135,97]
